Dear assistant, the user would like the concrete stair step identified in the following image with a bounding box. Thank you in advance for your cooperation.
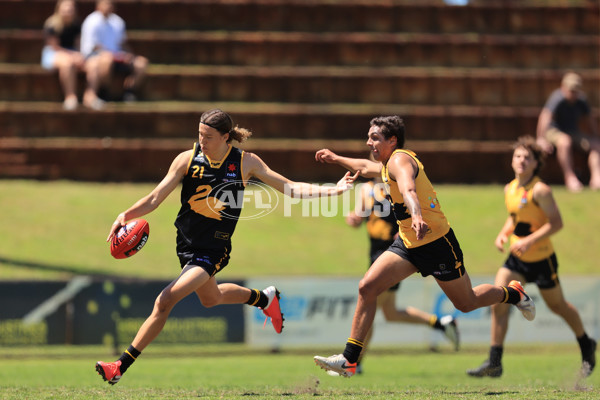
[3,30,598,69]
[0,150,57,179]
[0,100,555,142]
[0,137,574,184]
[1,0,596,35]
[1,64,598,107]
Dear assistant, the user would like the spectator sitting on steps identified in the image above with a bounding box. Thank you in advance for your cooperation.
[80,0,149,105]
[536,72,600,192]
[41,0,87,110]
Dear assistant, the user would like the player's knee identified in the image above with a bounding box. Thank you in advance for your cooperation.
[154,291,176,314]
[358,278,379,301]
[200,298,218,308]
[199,294,221,308]
[451,299,476,313]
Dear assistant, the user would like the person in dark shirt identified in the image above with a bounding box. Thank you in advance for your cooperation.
[536,72,600,192]
[42,0,105,110]
[41,0,84,110]
[95,109,358,385]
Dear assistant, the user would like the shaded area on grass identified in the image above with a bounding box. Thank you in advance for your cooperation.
[0,255,136,280]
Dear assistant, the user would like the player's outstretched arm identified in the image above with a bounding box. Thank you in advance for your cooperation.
[106,150,191,241]
[495,183,514,252]
[387,152,428,240]
[244,152,358,198]
[315,148,382,178]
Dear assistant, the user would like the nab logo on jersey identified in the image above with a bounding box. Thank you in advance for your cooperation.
[226,162,239,178]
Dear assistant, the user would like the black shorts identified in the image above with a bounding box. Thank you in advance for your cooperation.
[112,60,134,75]
[176,233,230,276]
[503,253,559,289]
[371,247,400,291]
[387,228,466,282]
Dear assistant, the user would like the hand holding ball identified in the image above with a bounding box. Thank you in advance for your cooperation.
[110,219,150,259]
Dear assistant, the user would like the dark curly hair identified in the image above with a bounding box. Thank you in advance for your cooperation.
[370,116,405,148]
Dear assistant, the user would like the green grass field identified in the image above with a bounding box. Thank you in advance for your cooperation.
[0,180,598,399]
[0,344,598,399]
[0,180,598,280]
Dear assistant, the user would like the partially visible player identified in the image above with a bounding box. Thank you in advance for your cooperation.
[95,109,358,385]
[346,178,459,374]
[313,115,535,378]
[467,136,596,378]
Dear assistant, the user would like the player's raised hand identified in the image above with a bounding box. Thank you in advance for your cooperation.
[315,149,339,163]
[336,171,359,193]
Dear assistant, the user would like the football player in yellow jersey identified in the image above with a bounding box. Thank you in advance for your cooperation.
[347,179,460,374]
[95,109,358,385]
[467,136,596,378]
[313,115,535,378]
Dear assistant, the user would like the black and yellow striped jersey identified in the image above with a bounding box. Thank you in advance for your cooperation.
[505,177,554,262]
[381,149,450,248]
[364,181,399,253]
[175,143,246,250]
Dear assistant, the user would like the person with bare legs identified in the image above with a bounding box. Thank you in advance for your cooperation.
[80,0,149,106]
[467,136,596,378]
[312,116,535,378]
[344,178,459,374]
[41,0,86,110]
[95,109,358,385]
[537,72,600,192]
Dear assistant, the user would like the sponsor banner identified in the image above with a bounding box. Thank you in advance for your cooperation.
[0,279,245,345]
[246,276,600,347]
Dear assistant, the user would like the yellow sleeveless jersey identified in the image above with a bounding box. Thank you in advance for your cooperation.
[381,149,450,248]
[505,177,554,262]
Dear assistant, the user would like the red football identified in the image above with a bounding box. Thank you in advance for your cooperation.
[110,219,150,259]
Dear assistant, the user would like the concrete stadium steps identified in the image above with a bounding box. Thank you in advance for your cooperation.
[0,101,548,142]
[4,30,598,69]
[1,0,597,35]
[1,0,598,183]
[0,137,578,184]
[2,64,599,107]
[0,150,53,178]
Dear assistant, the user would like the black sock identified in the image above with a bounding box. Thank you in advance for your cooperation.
[502,286,521,305]
[246,288,268,308]
[577,333,592,353]
[117,345,141,373]
[430,315,444,331]
[489,345,503,366]
[342,338,364,364]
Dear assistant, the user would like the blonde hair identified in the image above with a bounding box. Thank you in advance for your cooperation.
[44,0,77,34]
[200,109,252,144]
